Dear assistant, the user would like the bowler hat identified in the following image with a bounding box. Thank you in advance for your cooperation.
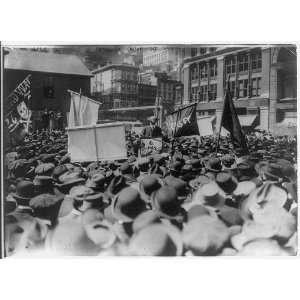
[216,172,238,194]
[151,186,186,222]
[112,187,146,223]
[139,175,163,203]
[12,180,36,205]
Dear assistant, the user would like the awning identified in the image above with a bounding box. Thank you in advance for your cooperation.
[238,115,258,127]
[278,117,297,128]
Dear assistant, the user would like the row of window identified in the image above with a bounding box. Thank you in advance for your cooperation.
[191,77,262,101]
[225,52,262,74]
[191,60,218,80]
[191,84,217,102]
[228,78,261,98]
[143,51,169,66]
[112,70,138,81]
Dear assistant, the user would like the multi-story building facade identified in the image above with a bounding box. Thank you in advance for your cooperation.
[137,83,157,106]
[91,64,139,109]
[182,46,297,135]
[139,71,182,114]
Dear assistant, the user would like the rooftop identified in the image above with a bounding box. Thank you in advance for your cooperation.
[92,64,139,74]
[4,49,92,77]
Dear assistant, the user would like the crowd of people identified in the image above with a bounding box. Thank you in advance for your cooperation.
[3,128,298,256]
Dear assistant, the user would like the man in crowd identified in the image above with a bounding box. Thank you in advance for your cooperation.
[3,128,298,257]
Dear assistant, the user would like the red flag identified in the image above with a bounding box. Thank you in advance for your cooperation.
[220,83,249,154]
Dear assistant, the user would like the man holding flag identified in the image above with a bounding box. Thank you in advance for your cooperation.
[216,80,249,156]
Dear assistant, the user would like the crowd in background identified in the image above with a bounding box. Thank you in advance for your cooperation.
[3,129,298,256]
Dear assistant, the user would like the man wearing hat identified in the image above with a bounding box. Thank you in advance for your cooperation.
[141,116,162,138]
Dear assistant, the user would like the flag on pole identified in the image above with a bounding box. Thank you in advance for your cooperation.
[219,83,249,154]
[167,103,199,137]
[68,90,100,127]
[4,75,32,144]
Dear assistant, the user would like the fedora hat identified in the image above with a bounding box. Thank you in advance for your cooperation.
[129,223,183,256]
[260,163,284,181]
[112,187,147,223]
[55,171,85,190]
[190,182,226,210]
[151,186,186,222]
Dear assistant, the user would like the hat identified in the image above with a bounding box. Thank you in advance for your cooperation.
[12,180,36,205]
[49,219,101,256]
[132,210,161,233]
[205,158,222,173]
[120,162,133,175]
[236,162,258,181]
[35,163,55,176]
[190,159,202,172]
[260,163,284,181]
[112,187,146,223]
[276,159,296,181]
[151,186,186,221]
[129,224,183,256]
[82,209,117,249]
[190,182,226,209]
[29,193,63,224]
[186,204,216,222]
[240,183,288,220]
[237,239,291,256]
[164,177,189,202]
[216,172,238,194]
[189,175,211,190]
[139,175,163,203]
[106,175,128,197]
[86,173,106,192]
[52,165,68,182]
[182,215,229,256]
[69,185,104,202]
[218,205,243,226]
[56,171,85,190]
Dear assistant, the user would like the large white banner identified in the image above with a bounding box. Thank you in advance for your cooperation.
[197,116,215,136]
[67,123,127,162]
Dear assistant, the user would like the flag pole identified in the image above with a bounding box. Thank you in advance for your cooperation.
[215,76,230,154]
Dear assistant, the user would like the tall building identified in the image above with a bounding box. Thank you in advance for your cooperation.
[91,64,139,109]
[181,46,297,135]
[139,71,182,114]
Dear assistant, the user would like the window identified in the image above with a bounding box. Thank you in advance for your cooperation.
[191,48,197,57]
[209,84,217,101]
[43,76,55,98]
[199,85,208,102]
[238,79,248,98]
[228,81,236,98]
[191,65,198,80]
[239,54,249,72]
[251,77,261,97]
[200,63,208,79]
[200,48,207,55]
[252,52,262,71]
[210,60,217,77]
[225,57,236,74]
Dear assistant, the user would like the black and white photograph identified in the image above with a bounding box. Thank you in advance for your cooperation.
[1,43,297,257]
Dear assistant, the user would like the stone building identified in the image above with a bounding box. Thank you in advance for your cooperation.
[181,46,297,135]
[91,64,139,110]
